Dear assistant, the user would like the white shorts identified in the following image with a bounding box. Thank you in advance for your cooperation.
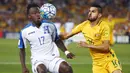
[31,56,65,73]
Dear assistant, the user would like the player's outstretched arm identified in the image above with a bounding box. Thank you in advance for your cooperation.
[19,48,29,73]
[55,39,75,59]
[59,23,83,40]
[78,40,110,53]
[59,31,79,40]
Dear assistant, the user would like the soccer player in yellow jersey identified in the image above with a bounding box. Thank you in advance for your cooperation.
[105,14,128,45]
[60,4,122,73]
[106,14,116,45]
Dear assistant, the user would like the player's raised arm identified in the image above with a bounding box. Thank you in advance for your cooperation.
[59,31,78,40]
[60,21,87,40]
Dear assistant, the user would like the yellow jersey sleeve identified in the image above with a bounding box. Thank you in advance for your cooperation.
[72,21,87,34]
[101,23,110,41]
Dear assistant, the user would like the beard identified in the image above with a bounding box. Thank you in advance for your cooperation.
[88,17,98,22]
[36,21,41,26]
[33,20,41,26]
[87,14,98,22]
[88,18,96,22]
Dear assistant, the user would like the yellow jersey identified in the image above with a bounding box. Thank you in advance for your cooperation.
[72,19,116,61]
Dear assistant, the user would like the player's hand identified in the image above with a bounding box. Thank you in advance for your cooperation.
[65,51,75,59]
[66,53,75,59]
[22,67,29,73]
[78,41,88,48]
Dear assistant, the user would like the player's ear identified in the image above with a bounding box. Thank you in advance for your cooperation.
[28,15,31,19]
[98,13,102,18]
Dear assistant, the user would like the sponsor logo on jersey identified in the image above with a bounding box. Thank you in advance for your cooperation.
[28,31,35,35]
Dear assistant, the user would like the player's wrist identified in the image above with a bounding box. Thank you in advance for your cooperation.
[65,50,70,55]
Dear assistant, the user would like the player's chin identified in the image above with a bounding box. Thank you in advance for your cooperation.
[36,19,42,23]
[35,19,41,24]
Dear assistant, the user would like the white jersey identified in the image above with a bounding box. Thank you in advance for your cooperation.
[18,20,60,58]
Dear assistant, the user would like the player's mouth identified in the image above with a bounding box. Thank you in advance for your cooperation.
[38,17,42,21]
[88,16,91,19]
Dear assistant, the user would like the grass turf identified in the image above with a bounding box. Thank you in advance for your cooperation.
[0,39,130,73]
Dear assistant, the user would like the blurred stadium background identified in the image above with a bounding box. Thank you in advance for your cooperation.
[0,0,130,73]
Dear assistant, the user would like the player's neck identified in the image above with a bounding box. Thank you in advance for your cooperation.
[90,18,101,27]
[33,22,41,28]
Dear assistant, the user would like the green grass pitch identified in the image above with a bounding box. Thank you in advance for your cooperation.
[0,39,130,73]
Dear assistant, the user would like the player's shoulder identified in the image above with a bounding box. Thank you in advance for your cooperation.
[99,20,109,29]
[81,20,89,24]
[99,19,109,26]
[41,19,56,28]
[21,22,34,32]
[41,20,54,25]
[78,20,89,27]
[102,20,109,24]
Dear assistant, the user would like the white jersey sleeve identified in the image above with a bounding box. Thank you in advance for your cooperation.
[51,23,59,42]
[18,30,27,49]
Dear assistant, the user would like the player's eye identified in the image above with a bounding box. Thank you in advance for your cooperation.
[35,10,40,14]
[37,11,40,14]
[31,11,40,15]
[88,10,91,12]
[92,10,96,13]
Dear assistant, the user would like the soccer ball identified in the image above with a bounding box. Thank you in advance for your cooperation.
[40,3,56,19]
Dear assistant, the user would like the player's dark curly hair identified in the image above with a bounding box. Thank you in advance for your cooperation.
[90,3,102,13]
[27,3,39,15]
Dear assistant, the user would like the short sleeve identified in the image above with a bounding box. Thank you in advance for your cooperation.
[18,31,27,49]
[50,23,60,41]
[54,27,60,41]
[72,21,87,34]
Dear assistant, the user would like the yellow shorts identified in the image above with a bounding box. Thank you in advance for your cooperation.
[93,52,122,73]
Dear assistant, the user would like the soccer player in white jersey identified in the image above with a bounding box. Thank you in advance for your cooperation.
[18,3,75,73]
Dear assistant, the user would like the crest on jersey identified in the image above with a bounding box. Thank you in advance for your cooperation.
[95,33,100,37]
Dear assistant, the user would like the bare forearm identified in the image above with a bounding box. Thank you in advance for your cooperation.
[65,33,75,39]
[59,31,80,40]
[55,39,67,52]
[79,41,110,53]
[87,44,109,52]
[66,31,79,39]
[55,39,75,59]
[19,49,26,69]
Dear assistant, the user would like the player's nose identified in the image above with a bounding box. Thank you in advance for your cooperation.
[36,13,41,17]
[88,13,91,17]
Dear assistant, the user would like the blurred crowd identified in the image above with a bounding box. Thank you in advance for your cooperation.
[0,0,130,38]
